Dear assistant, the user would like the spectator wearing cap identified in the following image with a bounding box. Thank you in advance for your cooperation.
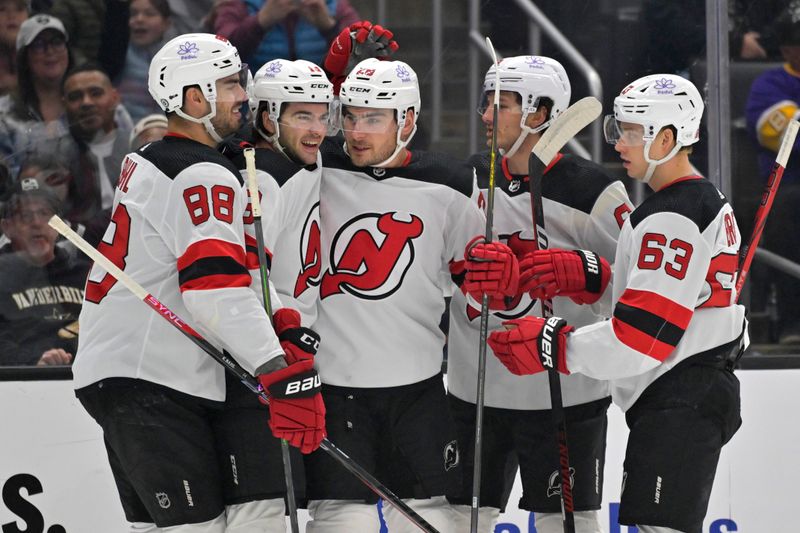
[129,112,167,150]
[0,14,72,178]
[745,3,800,343]
[0,0,29,95]
[61,63,131,225]
[213,0,360,68]
[0,176,90,366]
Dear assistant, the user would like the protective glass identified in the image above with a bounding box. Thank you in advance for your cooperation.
[603,115,645,146]
[339,108,397,134]
[476,91,527,116]
[278,109,333,132]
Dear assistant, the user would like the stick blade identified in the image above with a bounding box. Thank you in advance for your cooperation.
[777,119,800,168]
[532,96,602,166]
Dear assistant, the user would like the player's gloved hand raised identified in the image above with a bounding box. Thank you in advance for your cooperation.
[324,20,399,92]
[519,249,610,304]
[258,359,326,454]
[273,308,320,364]
[463,236,520,299]
[488,316,573,376]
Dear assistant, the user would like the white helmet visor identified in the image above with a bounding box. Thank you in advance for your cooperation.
[603,115,645,146]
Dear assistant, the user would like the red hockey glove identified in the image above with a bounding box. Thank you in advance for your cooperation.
[519,249,610,304]
[324,20,399,93]
[273,308,320,364]
[463,236,520,299]
[258,359,326,454]
[488,316,573,376]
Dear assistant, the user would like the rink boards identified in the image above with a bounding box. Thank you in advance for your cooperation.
[1,369,796,532]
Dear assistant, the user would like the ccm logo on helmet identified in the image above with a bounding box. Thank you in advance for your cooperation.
[349,87,371,93]
[310,83,329,88]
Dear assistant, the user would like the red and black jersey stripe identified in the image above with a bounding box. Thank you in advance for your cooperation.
[177,239,251,292]
[611,288,693,362]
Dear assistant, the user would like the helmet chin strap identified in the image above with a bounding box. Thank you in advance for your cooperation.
[641,140,682,184]
[176,102,223,144]
[372,122,417,168]
[504,111,551,159]
[257,120,292,162]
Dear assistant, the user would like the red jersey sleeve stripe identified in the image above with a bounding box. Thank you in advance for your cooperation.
[177,239,250,292]
[180,272,252,292]
[617,288,693,329]
[612,288,693,362]
[177,239,246,271]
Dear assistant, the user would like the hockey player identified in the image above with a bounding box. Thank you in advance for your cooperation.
[482,74,745,533]
[448,56,633,532]
[72,34,325,533]
[300,57,486,532]
[223,58,333,326]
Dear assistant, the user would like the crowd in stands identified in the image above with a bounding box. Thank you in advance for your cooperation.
[0,0,360,366]
[1,0,799,366]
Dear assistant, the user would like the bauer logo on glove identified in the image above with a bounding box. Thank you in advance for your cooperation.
[265,369,321,399]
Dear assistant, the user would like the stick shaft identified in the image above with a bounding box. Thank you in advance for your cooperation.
[471,36,499,533]
[243,148,298,533]
[528,156,576,533]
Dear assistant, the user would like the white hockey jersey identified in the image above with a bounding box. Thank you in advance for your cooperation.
[568,176,748,411]
[227,144,323,325]
[73,135,284,401]
[314,145,486,388]
[448,153,633,410]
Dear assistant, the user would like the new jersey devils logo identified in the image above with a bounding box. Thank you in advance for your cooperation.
[465,231,538,320]
[320,212,424,299]
[294,202,322,297]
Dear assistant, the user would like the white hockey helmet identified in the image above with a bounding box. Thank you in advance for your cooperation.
[482,55,571,158]
[249,59,334,158]
[148,33,245,142]
[604,74,704,182]
[339,58,421,167]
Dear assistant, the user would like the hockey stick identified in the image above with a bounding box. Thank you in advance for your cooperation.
[735,119,800,301]
[47,215,440,533]
[243,148,299,533]
[470,36,500,533]
[528,96,602,533]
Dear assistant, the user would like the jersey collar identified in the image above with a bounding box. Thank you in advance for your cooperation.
[501,152,563,182]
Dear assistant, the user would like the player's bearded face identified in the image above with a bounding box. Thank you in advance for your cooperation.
[341,107,399,167]
[276,102,330,165]
[210,72,248,138]
[480,91,524,151]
